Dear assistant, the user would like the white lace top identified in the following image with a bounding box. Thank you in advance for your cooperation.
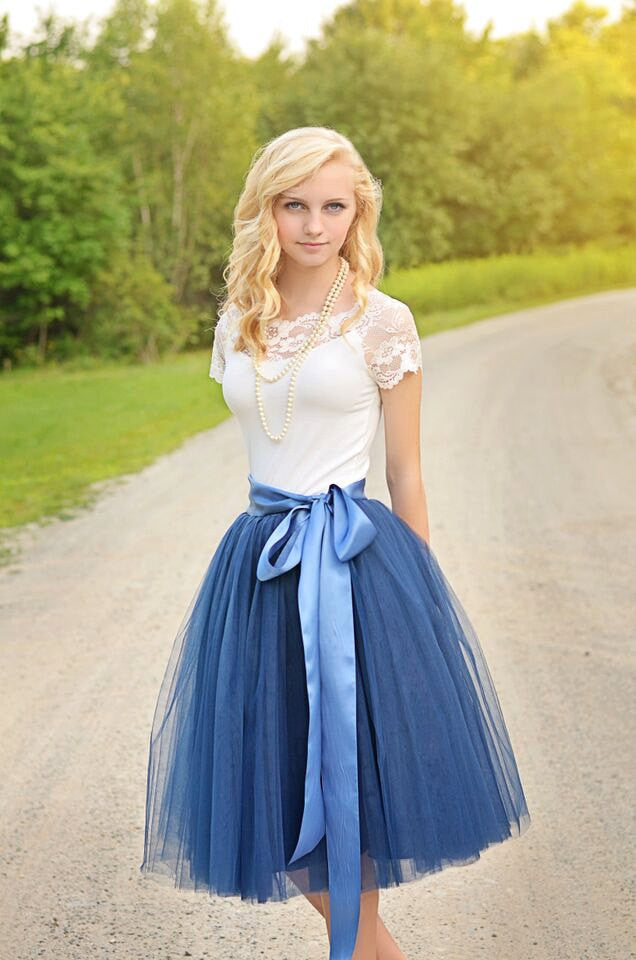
[209,286,422,494]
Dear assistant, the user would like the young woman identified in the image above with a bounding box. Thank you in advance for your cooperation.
[140,126,531,960]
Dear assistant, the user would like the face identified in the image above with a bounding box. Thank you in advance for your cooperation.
[273,159,357,268]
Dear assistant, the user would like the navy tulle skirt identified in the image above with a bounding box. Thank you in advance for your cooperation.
[139,479,531,910]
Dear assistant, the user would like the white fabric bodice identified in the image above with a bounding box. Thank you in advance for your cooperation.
[209,286,422,495]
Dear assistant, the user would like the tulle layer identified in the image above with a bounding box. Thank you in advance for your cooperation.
[139,495,530,902]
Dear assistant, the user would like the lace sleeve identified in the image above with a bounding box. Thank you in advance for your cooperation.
[209,310,228,383]
[363,299,422,389]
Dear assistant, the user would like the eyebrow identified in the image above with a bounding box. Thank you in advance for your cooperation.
[280,194,349,202]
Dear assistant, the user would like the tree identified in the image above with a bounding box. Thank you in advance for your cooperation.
[0,17,128,360]
[92,0,259,309]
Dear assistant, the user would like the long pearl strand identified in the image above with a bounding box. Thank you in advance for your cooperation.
[253,255,350,442]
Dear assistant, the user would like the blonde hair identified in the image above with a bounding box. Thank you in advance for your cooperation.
[218,126,384,361]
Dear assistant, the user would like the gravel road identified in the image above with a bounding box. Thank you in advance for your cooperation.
[0,289,634,960]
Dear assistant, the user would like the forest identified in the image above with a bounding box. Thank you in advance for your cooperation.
[0,0,634,368]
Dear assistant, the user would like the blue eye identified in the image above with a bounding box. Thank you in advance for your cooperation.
[283,201,346,211]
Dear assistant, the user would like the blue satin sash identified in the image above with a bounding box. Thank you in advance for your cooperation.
[246,472,378,960]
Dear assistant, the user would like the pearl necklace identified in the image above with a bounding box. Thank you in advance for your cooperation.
[252,255,350,442]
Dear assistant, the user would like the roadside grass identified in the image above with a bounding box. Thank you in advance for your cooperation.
[0,351,227,535]
[382,241,636,336]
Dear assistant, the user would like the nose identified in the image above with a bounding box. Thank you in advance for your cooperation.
[304,209,324,236]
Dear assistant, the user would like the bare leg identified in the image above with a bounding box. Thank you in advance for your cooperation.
[302,890,408,960]
[320,887,378,959]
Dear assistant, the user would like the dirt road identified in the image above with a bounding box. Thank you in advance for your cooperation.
[1,290,634,960]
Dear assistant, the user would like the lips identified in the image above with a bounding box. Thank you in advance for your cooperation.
[301,242,326,247]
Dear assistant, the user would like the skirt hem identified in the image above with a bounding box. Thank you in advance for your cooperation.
[138,809,531,905]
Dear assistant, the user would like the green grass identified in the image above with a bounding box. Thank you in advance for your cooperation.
[0,350,227,531]
[380,240,636,334]
[2,240,635,544]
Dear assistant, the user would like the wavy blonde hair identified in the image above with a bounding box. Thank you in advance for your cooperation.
[218,126,384,361]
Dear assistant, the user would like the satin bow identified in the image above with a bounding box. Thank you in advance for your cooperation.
[247,472,378,960]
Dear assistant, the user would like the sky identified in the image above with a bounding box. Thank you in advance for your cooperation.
[2,0,628,56]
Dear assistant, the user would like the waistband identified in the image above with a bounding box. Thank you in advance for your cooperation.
[246,472,369,515]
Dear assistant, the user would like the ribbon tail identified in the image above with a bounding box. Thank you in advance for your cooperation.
[320,514,361,960]
[288,502,327,863]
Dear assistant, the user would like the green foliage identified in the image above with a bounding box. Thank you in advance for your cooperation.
[90,0,258,303]
[0,0,634,367]
[0,29,128,360]
[84,253,193,361]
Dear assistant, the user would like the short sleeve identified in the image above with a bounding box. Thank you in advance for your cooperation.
[209,311,228,384]
[364,300,422,389]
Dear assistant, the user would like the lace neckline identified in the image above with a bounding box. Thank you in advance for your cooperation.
[225,289,383,363]
[264,301,360,335]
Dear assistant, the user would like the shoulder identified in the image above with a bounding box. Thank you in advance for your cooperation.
[216,302,241,334]
[357,287,419,342]
[358,288,421,389]
[362,287,416,329]
[214,303,242,351]
[209,303,241,382]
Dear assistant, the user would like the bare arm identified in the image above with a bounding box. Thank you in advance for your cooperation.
[380,367,430,544]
